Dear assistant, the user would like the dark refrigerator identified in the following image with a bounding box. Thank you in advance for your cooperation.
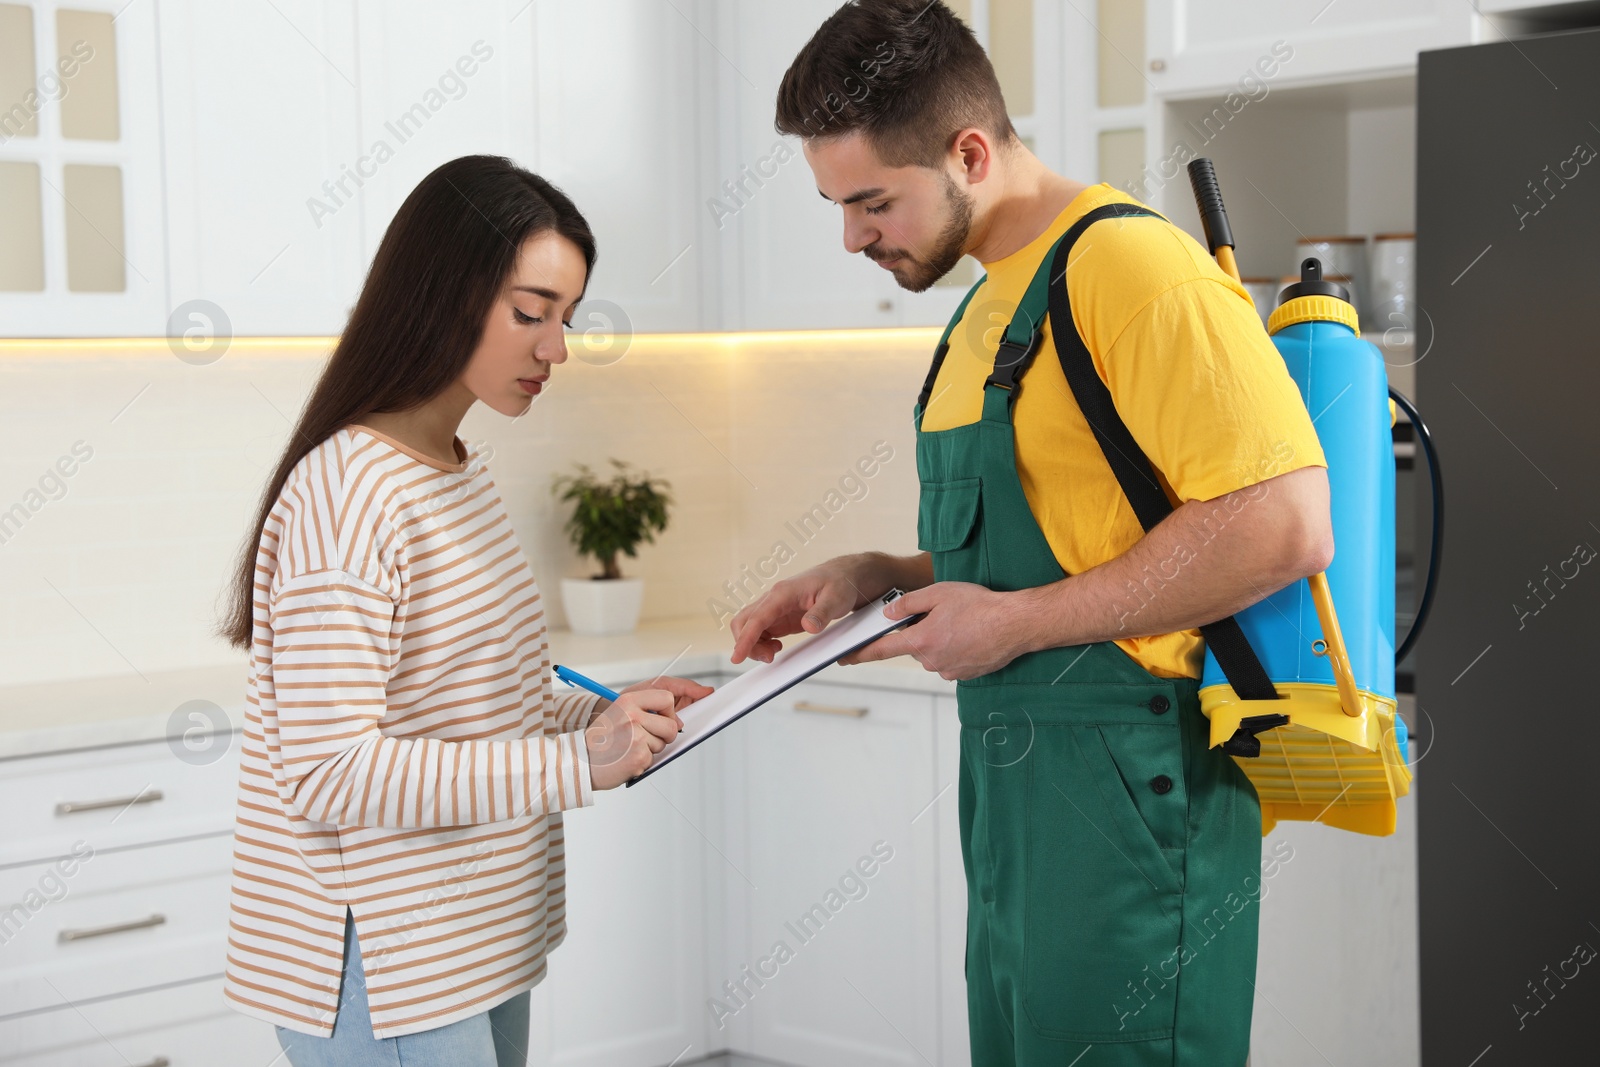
[1415,26,1600,1066]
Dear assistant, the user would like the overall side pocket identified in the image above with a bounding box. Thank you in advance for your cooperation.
[1020,723,1184,1043]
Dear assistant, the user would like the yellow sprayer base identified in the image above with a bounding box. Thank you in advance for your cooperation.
[1200,682,1412,838]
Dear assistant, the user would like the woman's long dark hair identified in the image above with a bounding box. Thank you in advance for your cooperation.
[222,155,596,649]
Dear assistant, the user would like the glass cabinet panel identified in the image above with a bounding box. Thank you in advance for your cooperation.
[0,161,46,290]
[0,3,38,138]
[990,0,1034,116]
[62,161,124,291]
[56,7,119,140]
[1097,127,1144,193]
[1,3,130,299]
[1097,0,1145,107]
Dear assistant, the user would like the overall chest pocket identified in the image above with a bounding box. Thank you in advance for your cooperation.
[917,477,987,586]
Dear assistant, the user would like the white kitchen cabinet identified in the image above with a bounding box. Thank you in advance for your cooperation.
[713,0,985,331]
[161,0,546,337]
[158,0,366,337]
[15,0,1522,337]
[713,0,901,331]
[0,729,239,866]
[530,0,709,334]
[0,0,167,337]
[0,729,271,1064]
[156,0,702,338]
[730,678,943,1067]
[0,833,232,1017]
[1145,0,1472,98]
[349,0,538,269]
[526,673,715,1067]
[933,694,971,1067]
[0,977,279,1067]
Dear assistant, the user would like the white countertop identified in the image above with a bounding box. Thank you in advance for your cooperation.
[0,616,951,760]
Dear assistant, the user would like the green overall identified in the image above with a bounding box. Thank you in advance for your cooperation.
[914,206,1262,1065]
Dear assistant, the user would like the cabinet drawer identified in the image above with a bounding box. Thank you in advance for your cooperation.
[0,834,233,1017]
[773,675,942,729]
[0,977,278,1066]
[0,735,239,866]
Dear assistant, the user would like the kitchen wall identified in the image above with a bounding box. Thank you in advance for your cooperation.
[0,331,934,686]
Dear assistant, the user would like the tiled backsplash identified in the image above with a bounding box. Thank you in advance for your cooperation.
[0,331,936,686]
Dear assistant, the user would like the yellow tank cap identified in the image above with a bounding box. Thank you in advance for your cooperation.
[1268,294,1360,337]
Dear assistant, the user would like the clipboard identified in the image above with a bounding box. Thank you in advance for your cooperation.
[626,589,921,786]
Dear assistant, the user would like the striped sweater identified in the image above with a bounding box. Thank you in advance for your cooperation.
[223,426,601,1039]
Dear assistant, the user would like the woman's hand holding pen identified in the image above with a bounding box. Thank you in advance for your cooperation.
[584,676,712,790]
[586,690,679,789]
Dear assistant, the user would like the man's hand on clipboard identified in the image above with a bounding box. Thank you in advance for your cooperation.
[641,589,923,787]
[840,581,1031,681]
[728,551,935,664]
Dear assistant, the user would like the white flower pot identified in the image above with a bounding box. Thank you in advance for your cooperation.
[560,577,644,636]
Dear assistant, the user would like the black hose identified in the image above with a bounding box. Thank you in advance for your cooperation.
[1390,387,1442,664]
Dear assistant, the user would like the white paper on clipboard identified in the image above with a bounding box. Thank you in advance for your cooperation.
[626,589,918,786]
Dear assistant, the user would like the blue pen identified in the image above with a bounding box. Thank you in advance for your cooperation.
[553,664,619,702]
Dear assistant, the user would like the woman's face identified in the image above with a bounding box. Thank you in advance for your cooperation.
[461,231,589,416]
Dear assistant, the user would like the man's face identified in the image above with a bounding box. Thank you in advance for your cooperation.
[805,132,973,293]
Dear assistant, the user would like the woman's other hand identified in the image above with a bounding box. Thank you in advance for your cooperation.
[616,675,713,714]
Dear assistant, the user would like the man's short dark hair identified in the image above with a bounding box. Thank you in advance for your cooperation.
[775,0,1017,169]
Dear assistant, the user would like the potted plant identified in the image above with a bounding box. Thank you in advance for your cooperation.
[552,460,671,635]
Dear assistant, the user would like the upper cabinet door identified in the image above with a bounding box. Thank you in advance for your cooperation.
[717,0,896,331]
[159,0,365,337]
[718,0,1043,331]
[531,0,706,334]
[350,0,538,269]
[1146,0,1472,95]
[1,0,166,336]
[161,0,544,338]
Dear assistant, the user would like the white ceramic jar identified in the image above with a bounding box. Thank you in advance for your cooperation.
[1369,232,1416,334]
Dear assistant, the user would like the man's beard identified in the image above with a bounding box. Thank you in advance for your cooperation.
[864,175,974,293]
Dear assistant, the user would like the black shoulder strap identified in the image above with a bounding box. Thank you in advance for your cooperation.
[1045,207,1282,706]
[916,274,987,415]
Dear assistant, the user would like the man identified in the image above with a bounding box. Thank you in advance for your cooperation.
[728,2,1332,1064]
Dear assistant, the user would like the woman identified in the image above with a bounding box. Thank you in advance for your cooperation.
[218,155,709,1066]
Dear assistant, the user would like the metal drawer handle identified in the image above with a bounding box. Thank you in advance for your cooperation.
[58,913,167,943]
[131,1059,170,1067]
[793,700,869,718]
[55,789,164,816]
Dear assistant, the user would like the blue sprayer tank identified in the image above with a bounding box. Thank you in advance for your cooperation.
[1198,258,1411,836]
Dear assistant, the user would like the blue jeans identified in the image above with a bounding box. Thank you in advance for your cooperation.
[275,909,530,1067]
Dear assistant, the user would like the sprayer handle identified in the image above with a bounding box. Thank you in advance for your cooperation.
[1187,158,1235,256]
[1308,573,1365,718]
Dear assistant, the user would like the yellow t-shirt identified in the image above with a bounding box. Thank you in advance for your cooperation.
[923,184,1327,679]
